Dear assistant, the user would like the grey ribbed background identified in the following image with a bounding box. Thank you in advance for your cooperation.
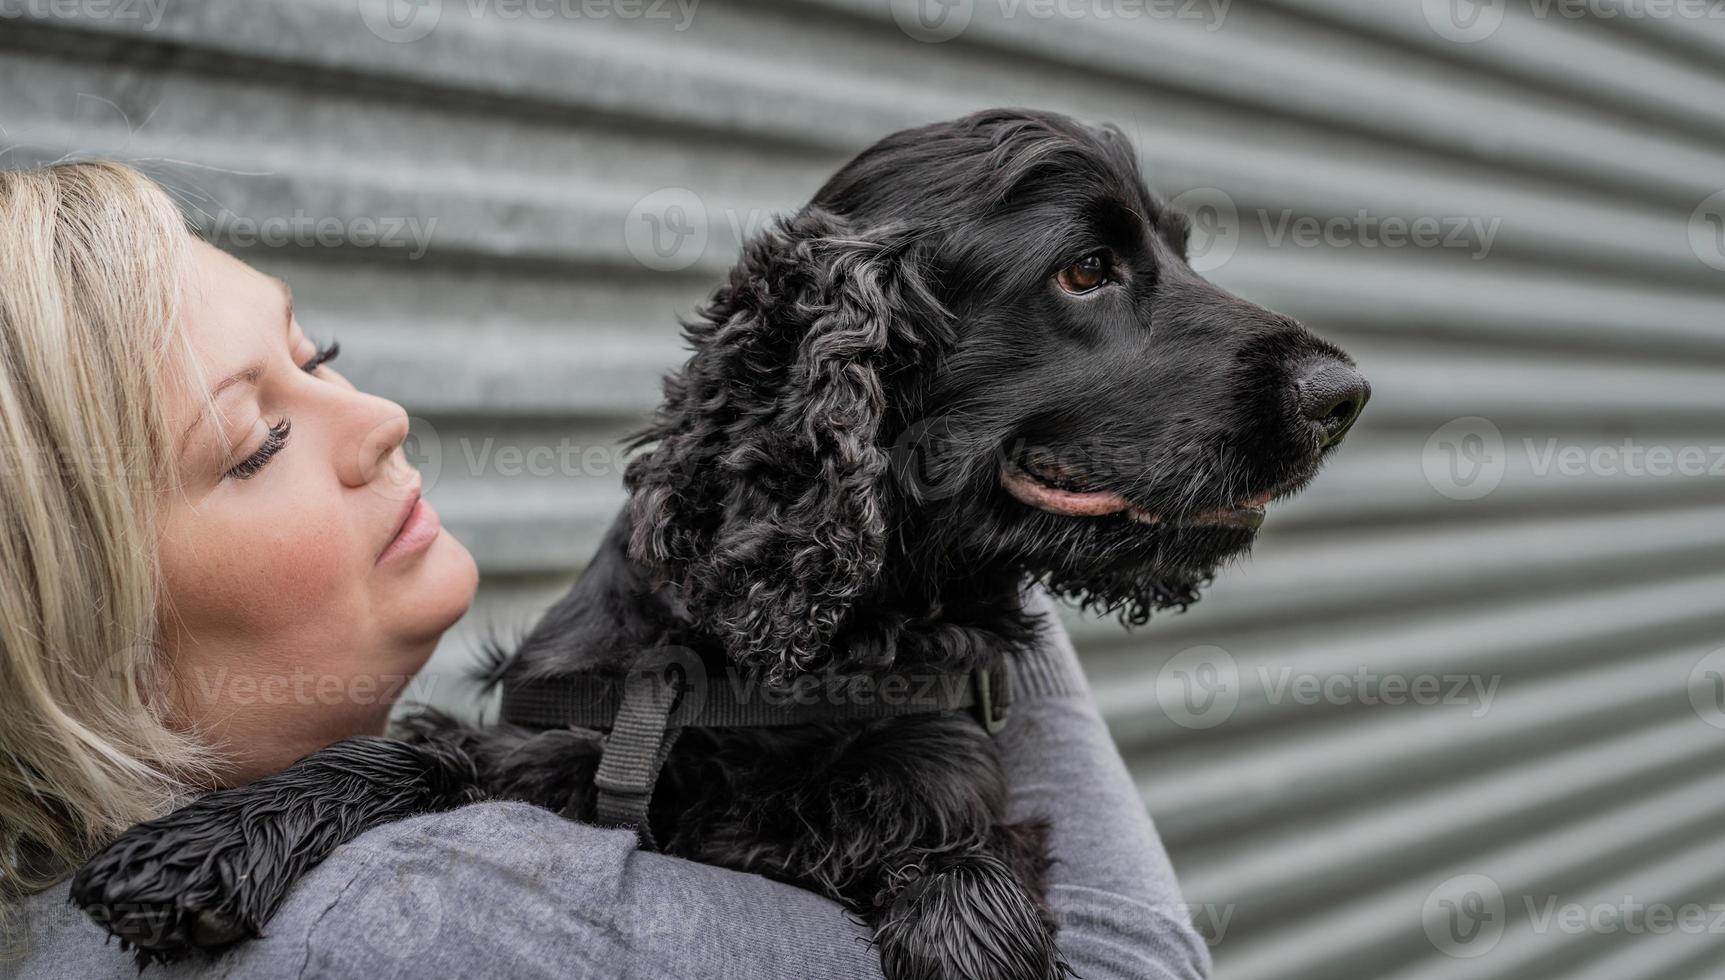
[5,2,1725,976]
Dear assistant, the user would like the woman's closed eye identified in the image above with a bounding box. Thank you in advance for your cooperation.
[223,338,341,481]
[226,418,290,480]
[300,338,340,374]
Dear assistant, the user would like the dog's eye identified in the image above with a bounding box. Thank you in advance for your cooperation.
[1055,253,1110,294]
[1162,211,1193,257]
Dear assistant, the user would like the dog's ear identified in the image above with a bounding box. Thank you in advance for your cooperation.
[624,209,945,682]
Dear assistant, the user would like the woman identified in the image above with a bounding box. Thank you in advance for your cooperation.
[0,162,1211,979]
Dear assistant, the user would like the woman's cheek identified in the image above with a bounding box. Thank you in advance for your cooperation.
[159,507,401,780]
[164,497,364,633]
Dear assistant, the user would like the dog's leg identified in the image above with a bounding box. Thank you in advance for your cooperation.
[672,719,1067,980]
[68,711,573,966]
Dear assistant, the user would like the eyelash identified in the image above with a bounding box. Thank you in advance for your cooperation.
[222,338,340,481]
[225,418,291,480]
[301,338,340,373]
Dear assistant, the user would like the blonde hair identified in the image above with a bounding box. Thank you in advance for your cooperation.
[0,162,216,921]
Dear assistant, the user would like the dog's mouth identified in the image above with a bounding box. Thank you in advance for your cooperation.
[999,456,1273,531]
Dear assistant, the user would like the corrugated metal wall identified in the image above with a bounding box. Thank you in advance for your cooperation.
[6,2,1724,976]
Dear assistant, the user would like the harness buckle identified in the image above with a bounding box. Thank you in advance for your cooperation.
[973,660,1013,735]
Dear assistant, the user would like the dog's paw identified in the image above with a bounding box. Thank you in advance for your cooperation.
[69,885,250,968]
[68,800,263,966]
[874,853,1070,980]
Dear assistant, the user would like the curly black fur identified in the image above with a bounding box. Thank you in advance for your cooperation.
[71,108,1365,979]
[70,736,487,962]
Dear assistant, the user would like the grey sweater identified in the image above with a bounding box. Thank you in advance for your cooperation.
[3,591,1210,979]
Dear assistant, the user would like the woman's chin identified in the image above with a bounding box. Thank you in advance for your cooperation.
[425,530,480,627]
[386,529,480,645]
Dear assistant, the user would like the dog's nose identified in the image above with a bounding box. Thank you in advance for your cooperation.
[1295,358,1370,449]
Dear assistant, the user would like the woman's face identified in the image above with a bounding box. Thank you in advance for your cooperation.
[159,240,477,783]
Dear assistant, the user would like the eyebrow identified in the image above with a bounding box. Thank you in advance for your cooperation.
[177,277,296,455]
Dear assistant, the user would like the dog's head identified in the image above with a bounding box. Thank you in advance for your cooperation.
[625,108,1367,679]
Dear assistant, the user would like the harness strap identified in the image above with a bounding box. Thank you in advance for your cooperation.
[503,659,1013,842]
[590,670,683,847]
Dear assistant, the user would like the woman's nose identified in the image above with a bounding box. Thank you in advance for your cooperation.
[339,394,413,491]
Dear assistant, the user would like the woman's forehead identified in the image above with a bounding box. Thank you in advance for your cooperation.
[167,242,297,457]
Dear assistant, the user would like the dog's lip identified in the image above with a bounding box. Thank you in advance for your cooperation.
[1182,491,1273,531]
[1000,459,1137,516]
[1001,460,1278,530]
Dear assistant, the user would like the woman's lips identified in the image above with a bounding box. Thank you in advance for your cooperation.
[377,493,441,565]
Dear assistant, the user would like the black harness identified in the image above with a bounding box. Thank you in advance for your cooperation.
[501,659,1013,847]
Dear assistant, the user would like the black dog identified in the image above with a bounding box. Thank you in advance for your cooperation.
[72,108,1367,979]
